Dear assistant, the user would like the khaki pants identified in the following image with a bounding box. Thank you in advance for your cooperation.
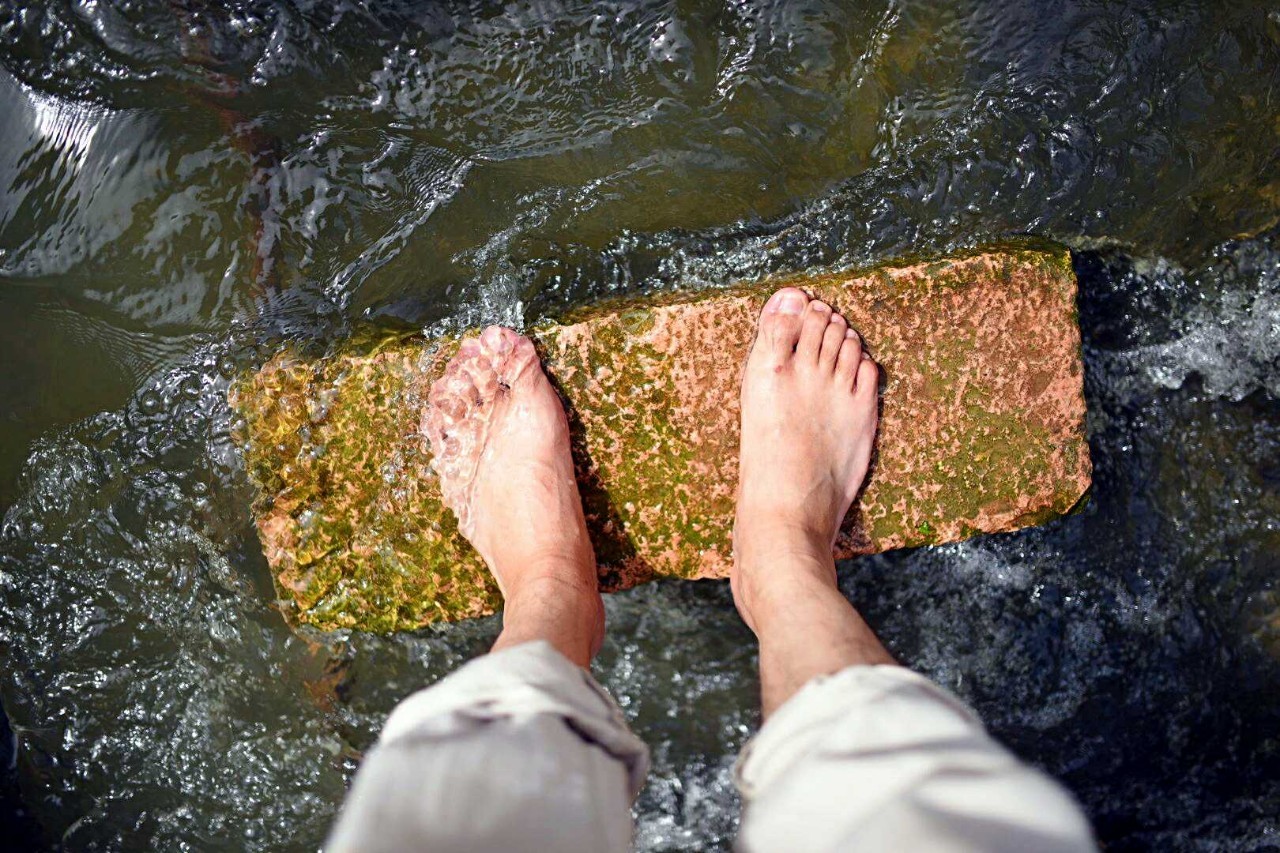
[328,641,1095,852]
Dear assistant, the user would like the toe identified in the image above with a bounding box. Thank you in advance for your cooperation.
[456,342,501,398]
[480,324,519,359]
[756,287,809,362]
[836,328,863,385]
[819,312,847,370]
[854,354,879,401]
[430,390,468,426]
[500,335,542,387]
[796,300,832,364]
[425,368,479,450]
[477,325,521,384]
[432,369,479,417]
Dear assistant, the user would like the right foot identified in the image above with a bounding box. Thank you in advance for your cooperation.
[732,287,880,631]
[424,326,603,665]
[733,288,895,711]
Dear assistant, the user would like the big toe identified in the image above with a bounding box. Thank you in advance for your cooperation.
[455,326,518,395]
[497,334,542,389]
[479,324,519,358]
[754,287,810,364]
[428,367,476,425]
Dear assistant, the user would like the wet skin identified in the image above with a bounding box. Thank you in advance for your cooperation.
[426,289,895,710]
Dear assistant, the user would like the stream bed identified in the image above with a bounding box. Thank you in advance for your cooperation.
[1,1,1278,849]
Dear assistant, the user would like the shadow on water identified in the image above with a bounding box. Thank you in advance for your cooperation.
[0,0,1278,849]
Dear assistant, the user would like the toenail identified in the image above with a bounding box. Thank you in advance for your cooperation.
[766,289,807,315]
[811,300,831,313]
[845,328,857,339]
[481,326,513,353]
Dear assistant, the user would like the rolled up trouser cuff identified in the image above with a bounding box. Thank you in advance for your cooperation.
[735,665,1095,852]
[735,665,983,796]
[380,639,649,797]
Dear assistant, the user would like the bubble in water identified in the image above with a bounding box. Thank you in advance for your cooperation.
[179,374,202,401]
[138,388,163,415]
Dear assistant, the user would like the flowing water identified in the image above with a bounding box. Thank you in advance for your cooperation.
[1,0,1278,849]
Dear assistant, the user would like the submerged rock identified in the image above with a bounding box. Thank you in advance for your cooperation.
[229,243,1091,633]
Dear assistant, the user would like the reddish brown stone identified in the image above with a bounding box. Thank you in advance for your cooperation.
[230,243,1091,633]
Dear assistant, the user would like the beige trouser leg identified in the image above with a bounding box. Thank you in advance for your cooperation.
[330,644,1094,853]
[326,640,649,853]
[734,665,1097,853]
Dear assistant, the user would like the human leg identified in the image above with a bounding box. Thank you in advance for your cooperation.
[424,324,604,667]
[732,287,896,716]
[328,326,647,852]
[731,290,1094,851]
[733,665,1095,852]
[326,640,646,853]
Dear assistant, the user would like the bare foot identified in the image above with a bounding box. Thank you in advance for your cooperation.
[733,288,896,715]
[424,326,603,666]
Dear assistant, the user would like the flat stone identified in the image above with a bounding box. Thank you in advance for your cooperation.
[229,243,1091,633]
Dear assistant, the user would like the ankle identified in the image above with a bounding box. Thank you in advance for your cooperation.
[735,564,837,632]
[481,531,595,586]
[734,510,834,563]
[502,549,597,594]
[505,570,599,609]
[754,592,897,715]
[494,574,604,667]
[733,515,835,602]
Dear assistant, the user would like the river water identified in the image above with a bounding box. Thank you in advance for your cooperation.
[1,0,1278,849]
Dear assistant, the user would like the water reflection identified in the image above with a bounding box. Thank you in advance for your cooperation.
[0,0,1278,848]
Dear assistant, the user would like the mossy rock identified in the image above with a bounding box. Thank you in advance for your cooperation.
[229,243,1091,633]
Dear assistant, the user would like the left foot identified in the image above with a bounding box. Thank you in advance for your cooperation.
[424,326,603,665]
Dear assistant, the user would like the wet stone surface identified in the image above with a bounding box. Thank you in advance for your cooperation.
[232,246,1090,632]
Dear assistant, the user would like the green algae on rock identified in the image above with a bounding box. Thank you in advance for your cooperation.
[230,245,1091,633]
